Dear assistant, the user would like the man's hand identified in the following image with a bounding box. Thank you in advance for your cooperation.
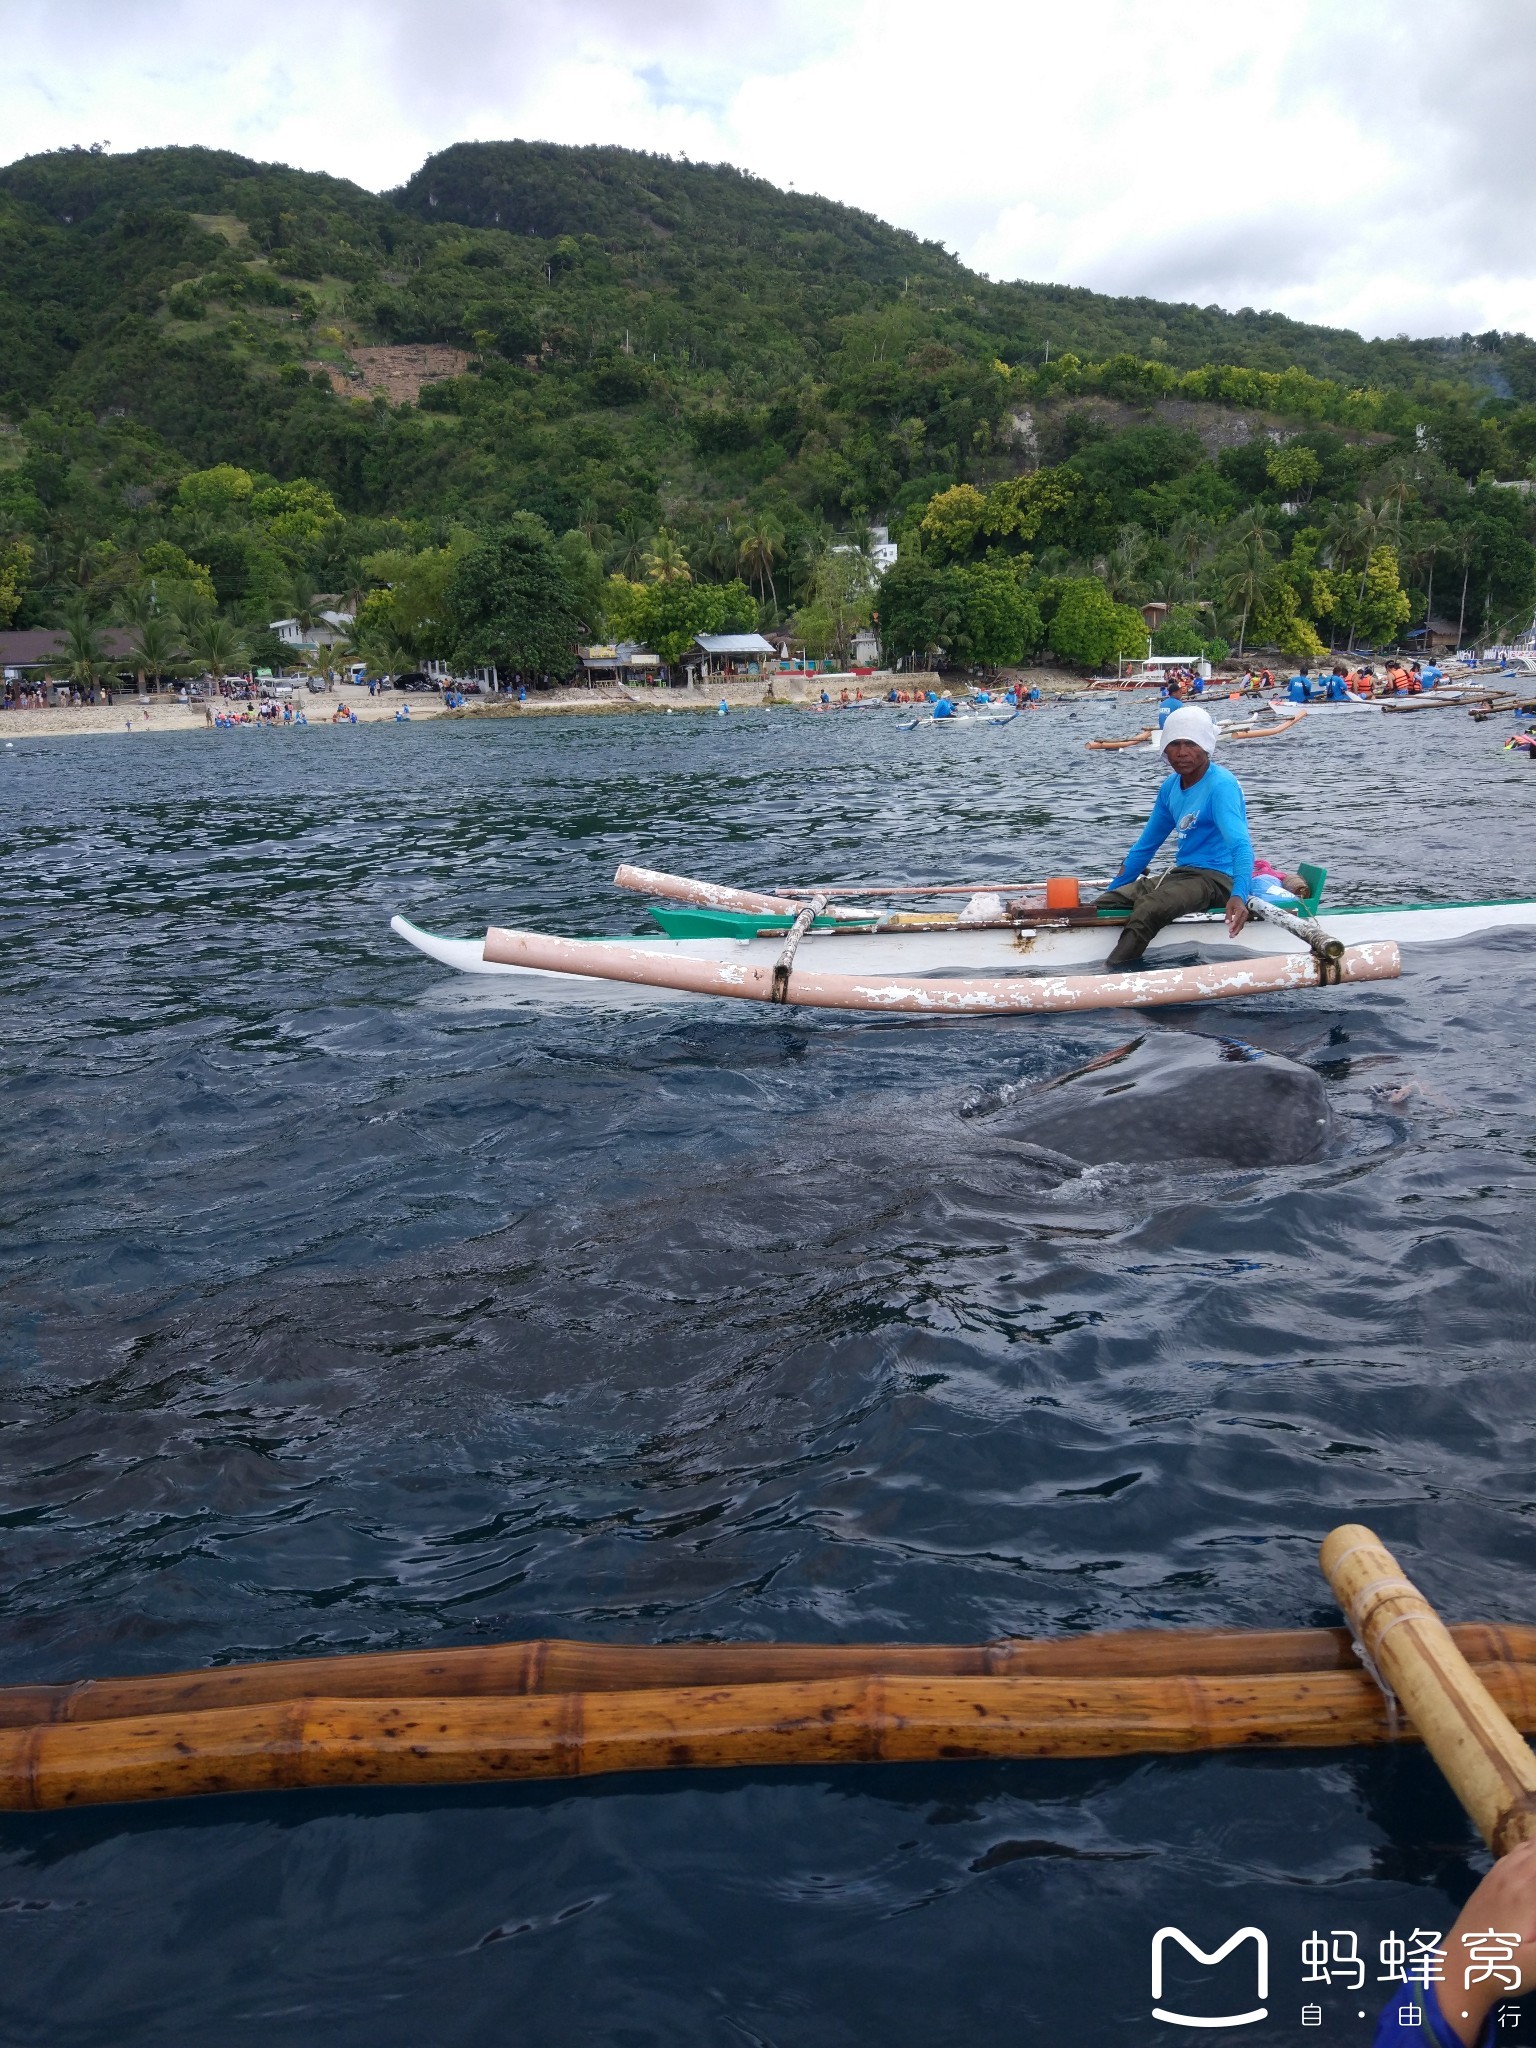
[1225,895,1249,937]
[1443,1838,1536,2043]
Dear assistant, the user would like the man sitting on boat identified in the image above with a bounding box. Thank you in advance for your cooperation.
[1094,706,1254,969]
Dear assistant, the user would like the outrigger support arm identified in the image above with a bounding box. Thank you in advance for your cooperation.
[1250,895,1347,978]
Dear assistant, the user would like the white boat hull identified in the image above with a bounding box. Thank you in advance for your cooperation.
[391,900,1536,993]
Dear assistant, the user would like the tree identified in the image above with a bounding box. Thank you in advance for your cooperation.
[1352,546,1412,648]
[1265,443,1323,502]
[1093,523,1147,601]
[950,559,1043,666]
[1220,532,1270,653]
[176,464,255,517]
[610,516,652,580]
[55,602,112,694]
[643,527,691,583]
[605,574,755,666]
[444,516,591,677]
[1250,567,1326,662]
[794,546,876,665]
[1151,605,1211,657]
[1342,496,1399,649]
[875,559,963,667]
[125,611,185,696]
[1044,578,1146,668]
[183,613,246,685]
[0,535,33,627]
[919,484,988,563]
[736,512,784,609]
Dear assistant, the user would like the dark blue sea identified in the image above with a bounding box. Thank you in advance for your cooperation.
[3,698,1536,2047]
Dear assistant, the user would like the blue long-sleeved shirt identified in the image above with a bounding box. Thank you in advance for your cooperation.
[1373,1979,1495,2046]
[1109,761,1255,901]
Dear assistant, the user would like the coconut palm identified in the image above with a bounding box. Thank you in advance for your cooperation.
[1168,517,1212,581]
[689,520,738,583]
[184,613,246,687]
[644,527,691,584]
[1344,496,1399,649]
[126,611,185,696]
[1450,525,1477,650]
[1094,523,1147,602]
[119,584,161,632]
[736,512,783,609]
[283,580,327,638]
[360,621,415,680]
[610,517,653,580]
[56,602,113,694]
[1221,533,1271,655]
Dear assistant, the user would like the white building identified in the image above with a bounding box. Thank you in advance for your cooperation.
[830,526,899,577]
[268,608,354,650]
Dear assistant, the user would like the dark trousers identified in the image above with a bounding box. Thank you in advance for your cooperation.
[1096,867,1231,965]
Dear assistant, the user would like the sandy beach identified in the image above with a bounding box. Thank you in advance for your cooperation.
[0,669,969,739]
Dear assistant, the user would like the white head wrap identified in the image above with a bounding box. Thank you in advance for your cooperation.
[1158,706,1220,756]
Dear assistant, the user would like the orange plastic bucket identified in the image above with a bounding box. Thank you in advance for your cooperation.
[1044,876,1080,911]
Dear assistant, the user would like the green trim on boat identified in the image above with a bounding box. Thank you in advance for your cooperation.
[1322,897,1536,916]
[646,904,877,938]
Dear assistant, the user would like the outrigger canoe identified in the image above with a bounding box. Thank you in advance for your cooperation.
[391,859,1534,1012]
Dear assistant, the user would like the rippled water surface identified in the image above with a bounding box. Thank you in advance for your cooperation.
[4,701,1536,2046]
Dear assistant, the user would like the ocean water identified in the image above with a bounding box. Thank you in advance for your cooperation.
[2,699,1536,2046]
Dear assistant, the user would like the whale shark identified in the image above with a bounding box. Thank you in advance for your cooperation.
[960,1031,1333,1168]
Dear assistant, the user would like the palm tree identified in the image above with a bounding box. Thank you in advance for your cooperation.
[56,602,112,696]
[1221,533,1271,655]
[1345,497,1398,649]
[126,612,185,697]
[360,621,415,680]
[1317,502,1359,574]
[736,513,783,610]
[1451,526,1477,651]
[611,517,652,580]
[184,614,246,689]
[1168,517,1211,581]
[644,527,691,583]
[283,580,327,639]
[119,584,160,632]
[1094,523,1147,602]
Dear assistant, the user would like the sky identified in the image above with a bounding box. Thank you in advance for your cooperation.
[5,0,1534,341]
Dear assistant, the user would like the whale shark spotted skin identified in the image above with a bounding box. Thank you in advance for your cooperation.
[962,1032,1333,1169]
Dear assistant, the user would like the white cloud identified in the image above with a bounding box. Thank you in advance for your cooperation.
[4,0,1536,338]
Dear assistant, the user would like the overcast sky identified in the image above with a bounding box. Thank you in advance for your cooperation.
[6,0,1533,340]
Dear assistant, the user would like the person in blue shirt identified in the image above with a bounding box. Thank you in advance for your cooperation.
[1373,1834,1536,2045]
[1287,666,1315,702]
[932,695,956,718]
[1156,692,1182,728]
[1094,705,1254,968]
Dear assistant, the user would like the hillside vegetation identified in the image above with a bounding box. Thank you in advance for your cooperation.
[2,138,1535,679]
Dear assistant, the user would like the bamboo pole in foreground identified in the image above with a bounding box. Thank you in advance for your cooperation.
[481,927,1401,1013]
[9,1666,1536,1812]
[1321,1524,1536,1855]
[6,1625,1536,1732]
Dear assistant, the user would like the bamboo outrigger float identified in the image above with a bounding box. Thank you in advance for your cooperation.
[1,1528,1533,1814]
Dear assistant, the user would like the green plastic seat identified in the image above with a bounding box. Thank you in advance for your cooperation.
[1295,863,1327,914]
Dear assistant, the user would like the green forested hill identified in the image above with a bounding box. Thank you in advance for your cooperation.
[1,139,1534,675]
